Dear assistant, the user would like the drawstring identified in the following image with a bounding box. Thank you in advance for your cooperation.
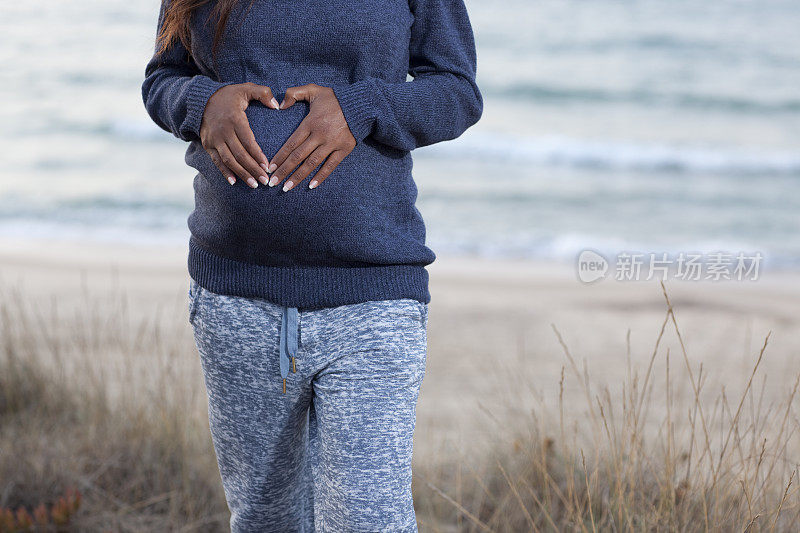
[279,306,299,393]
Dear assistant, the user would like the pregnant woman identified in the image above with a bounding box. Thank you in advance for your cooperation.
[142,0,481,530]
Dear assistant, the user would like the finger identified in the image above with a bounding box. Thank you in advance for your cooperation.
[308,150,347,189]
[233,121,270,183]
[227,135,268,186]
[271,136,321,191]
[286,145,331,190]
[207,148,237,185]
[268,123,312,175]
[217,142,259,189]
[243,82,280,110]
[226,136,269,187]
[279,84,318,109]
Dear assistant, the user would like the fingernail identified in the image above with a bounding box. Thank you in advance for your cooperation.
[269,176,279,187]
[309,180,318,189]
[282,181,293,192]
[258,175,269,185]
[227,176,236,185]
[247,177,258,188]
[279,100,286,109]
[271,98,280,109]
[268,163,278,173]
[261,162,269,172]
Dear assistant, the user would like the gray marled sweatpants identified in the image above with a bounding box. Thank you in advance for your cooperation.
[187,279,428,532]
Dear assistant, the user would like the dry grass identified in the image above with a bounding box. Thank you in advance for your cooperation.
[1,280,799,531]
[0,283,228,531]
[413,283,800,532]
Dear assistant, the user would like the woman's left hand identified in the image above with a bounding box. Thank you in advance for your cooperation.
[268,84,357,191]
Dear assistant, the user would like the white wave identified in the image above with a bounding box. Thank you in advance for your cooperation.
[420,131,800,175]
[0,218,797,269]
[108,118,170,140]
[428,232,797,269]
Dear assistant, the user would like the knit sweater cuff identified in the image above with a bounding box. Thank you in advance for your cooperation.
[332,80,376,144]
[185,76,234,139]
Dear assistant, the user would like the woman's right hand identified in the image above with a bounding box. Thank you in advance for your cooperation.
[200,83,281,188]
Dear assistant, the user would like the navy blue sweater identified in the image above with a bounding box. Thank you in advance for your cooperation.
[142,0,483,308]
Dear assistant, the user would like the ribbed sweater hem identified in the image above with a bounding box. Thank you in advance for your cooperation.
[188,236,431,309]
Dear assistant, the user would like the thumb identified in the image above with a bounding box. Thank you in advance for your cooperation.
[243,83,280,110]
[279,84,318,109]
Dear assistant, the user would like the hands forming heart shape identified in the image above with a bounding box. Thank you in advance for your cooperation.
[199,82,357,191]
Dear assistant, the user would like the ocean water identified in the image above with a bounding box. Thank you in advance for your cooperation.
[1,0,799,269]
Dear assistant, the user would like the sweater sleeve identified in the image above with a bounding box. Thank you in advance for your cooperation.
[331,0,483,152]
[141,1,235,142]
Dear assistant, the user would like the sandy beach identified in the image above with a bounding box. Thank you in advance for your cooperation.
[3,237,799,461]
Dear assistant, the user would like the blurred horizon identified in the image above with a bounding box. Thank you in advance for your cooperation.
[1,0,799,269]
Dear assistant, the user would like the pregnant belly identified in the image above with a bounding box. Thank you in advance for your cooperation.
[186,101,423,268]
[245,100,309,159]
